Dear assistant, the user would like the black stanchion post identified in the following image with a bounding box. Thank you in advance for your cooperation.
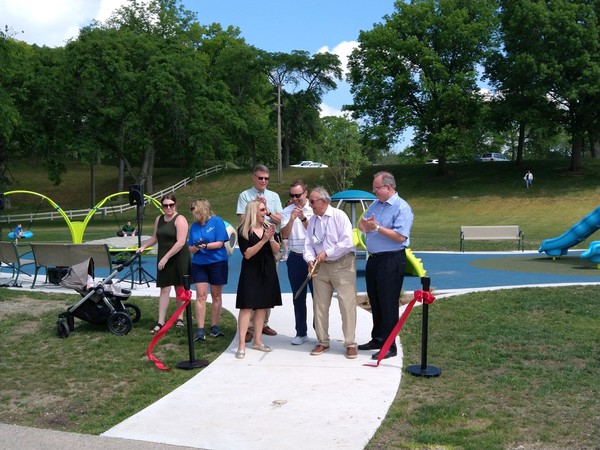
[177,275,209,370]
[407,276,441,378]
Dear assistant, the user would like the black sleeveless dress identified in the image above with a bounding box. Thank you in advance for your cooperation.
[235,230,282,310]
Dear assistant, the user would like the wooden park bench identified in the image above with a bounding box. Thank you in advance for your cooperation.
[29,243,112,288]
[460,225,524,252]
[0,241,35,286]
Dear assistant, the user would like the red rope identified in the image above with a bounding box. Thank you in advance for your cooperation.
[146,286,193,371]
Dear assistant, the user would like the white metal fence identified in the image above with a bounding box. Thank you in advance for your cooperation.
[0,165,224,224]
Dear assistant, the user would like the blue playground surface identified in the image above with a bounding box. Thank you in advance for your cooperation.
[93,250,600,293]
[6,248,600,293]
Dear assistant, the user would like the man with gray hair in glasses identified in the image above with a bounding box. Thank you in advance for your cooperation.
[303,187,358,359]
[358,171,413,360]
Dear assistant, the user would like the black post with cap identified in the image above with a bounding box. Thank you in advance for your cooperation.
[407,276,441,378]
[177,275,209,370]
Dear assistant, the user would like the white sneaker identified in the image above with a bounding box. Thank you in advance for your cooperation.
[291,335,308,345]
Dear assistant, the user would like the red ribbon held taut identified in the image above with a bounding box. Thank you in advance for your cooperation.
[146,286,193,371]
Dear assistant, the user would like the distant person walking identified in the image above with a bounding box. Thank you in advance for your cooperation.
[524,171,533,189]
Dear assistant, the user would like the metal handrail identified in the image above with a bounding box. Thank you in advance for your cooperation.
[0,165,224,224]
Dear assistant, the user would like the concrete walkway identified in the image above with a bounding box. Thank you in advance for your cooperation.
[103,292,402,449]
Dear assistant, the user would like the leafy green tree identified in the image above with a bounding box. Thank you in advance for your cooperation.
[347,0,497,174]
[320,116,368,191]
[487,0,600,170]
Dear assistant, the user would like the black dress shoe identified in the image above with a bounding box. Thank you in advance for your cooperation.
[371,348,397,360]
[358,340,382,351]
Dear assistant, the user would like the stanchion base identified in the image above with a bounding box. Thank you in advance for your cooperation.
[406,365,441,378]
[176,359,209,370]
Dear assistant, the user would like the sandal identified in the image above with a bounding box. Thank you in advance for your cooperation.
[149,322,163,334]
[176,319,185,328]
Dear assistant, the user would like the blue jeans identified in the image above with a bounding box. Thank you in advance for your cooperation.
[286,251,312,337]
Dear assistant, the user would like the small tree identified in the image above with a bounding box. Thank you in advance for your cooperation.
[321,116,368,192]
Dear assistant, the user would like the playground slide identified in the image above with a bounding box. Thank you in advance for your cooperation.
[406,248,427,278]
[352,227,427,277]
[538,205,600,257]
[580,240,600,264]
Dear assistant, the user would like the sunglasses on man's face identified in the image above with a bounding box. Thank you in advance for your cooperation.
[256,176,269,181]
[289,192,304,198]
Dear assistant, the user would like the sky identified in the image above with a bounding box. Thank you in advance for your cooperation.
[1,0,408,146]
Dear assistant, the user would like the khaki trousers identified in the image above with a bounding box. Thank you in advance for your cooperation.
[312,253,357,348]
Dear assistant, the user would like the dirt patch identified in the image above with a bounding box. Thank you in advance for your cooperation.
[0,295,64,318]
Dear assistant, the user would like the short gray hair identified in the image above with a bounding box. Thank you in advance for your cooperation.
[311,187,331,204]
[374,171,396,189]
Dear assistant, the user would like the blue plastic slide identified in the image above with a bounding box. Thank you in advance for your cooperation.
[580,240,600,265]
[538,206,600,257]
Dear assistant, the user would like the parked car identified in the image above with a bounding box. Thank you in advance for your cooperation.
[290,161,314,168]
[475,152,509,162]
[425,159,439,164]
[291,160,328,168]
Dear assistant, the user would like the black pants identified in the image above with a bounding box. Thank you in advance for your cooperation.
[365,250,407,351]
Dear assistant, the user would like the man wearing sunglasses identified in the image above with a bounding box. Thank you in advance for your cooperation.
[236,164,283,341]
[358,171,413,360]
[280,180,313,345]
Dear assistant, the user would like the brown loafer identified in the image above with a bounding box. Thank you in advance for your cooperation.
[245,331,253,343]
[345,347,358,359]
[262,325,277,336]
[310,344,329,356]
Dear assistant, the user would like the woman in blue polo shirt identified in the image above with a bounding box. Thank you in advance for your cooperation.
[188,199,230,341]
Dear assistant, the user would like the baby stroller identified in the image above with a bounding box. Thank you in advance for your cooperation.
[56,254,141,338]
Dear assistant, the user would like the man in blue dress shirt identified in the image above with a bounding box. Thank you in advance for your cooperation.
[358,171,414,360]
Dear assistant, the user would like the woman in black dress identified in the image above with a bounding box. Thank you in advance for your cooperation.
[235,199,282,358]
[138,193,191,334]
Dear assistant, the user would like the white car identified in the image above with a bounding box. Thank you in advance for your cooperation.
[475,152,509,162]
[290,161,314,168]
[291,161,328,168]
[425,159,439,164]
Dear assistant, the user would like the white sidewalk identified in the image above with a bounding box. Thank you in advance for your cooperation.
[103,292,403,450]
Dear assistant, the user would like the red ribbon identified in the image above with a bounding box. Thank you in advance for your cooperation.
[364,290,436,367]
[146,286,192,371]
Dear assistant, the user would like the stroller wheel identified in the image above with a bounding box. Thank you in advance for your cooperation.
[57,318,70,338]
[107,311,132,335]
[124,302,141,323]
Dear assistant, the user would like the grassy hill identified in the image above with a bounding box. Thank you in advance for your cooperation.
[3,158,600,251]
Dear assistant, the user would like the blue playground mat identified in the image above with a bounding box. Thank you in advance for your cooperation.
[11,250,599,293]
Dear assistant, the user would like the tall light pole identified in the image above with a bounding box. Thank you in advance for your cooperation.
[277,82,283,183]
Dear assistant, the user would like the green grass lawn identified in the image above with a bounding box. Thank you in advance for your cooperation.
[1,158,600,448]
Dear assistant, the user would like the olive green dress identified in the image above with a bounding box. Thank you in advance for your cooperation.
[156,214,191,288]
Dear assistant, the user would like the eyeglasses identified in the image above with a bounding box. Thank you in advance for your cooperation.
[289,192,304,198]
[162,203,176,208]
[256,176,269,181]
[309,199,321,204]
[373,185,387,191]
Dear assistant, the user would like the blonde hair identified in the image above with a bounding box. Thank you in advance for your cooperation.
[238,199,264,240]
[191,198,212,225]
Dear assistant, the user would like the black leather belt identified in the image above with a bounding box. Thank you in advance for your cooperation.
[289,251,303,256]
[369,249,406,258]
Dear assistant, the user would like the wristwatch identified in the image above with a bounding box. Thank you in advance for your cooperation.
[375,225,380,233]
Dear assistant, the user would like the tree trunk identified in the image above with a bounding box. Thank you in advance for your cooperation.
[569,131,584,172]
[588,128,598,158]
[516,121,526,164]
